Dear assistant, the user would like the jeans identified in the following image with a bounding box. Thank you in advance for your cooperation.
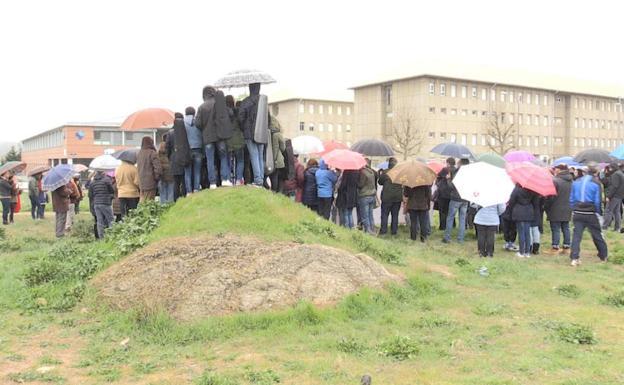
[29,196,40,219]
[245,140,265,185]
[340,207,354,229]
[409,209,430,241]
[205,141,230,185]
[119,197,139,218]
[55,211,67,238]
[603,197,623,231]
[65,203,75,230]
[159,181,175,204]
[444,200,468,242]
[570,213,608,260]
[184,148,204,192]
[502,217,517,243]
[1,198,10,224]
[476,224,497,257]
[550,221,570,247]
[530,226,541,244]
[380,201,401,235]
[318,197,333,220]
[517,221,532,255]
[231,148,245,182]
[358,195,376,233]
[94,204,114,239]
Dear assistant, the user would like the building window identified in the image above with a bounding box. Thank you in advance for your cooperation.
[534,94,539,105]
[471,110,478,116]
[594,138,598,147]
[384,85,392,107]
[441,108,447,114]
[309,104,314,114]
[526,93,531,104]
[481,88,486,100]
[534,137,539,147]
[461,109,467,116]
[337,124,342,132]
[461,134,467,145]
[299,103,304,113]
[533,115,539,126]
[272,104,279,116]
[557,96,563,103]
[509,113,514,124]
[543,95,548,106]
[450,134,456,143]
[581,99,586,109]
[555,117,563,125]
[500,112,506,123]
[601,101,605,111]
[500,90,506,102]
[574,98,579,109]
[440,83,446,96]
[309,123,314,131]
[429,107,435,113]
[328,124,333,132]
[346,124,351,132]
[580,138,585,147]
[472,86,477,97]
[440,133,446,140]
[526,114,531,125]
[328,105,333,114]
[338,106,343,115]
[608,121,612,129]
[601,119,606,129]
[346,107,351,115]
[581,119,586,129]
[543,136,548,145]
[575,118,579,128]
[451,109,457,115]
[518,114,523,125]
[453,83,460,96]
[428,131,435,138]
[518,92,523,103]
[608,102,611,112]
[94,130,122,145]
[481,111,488,116]
[518,136,523,146]
[481,135,487,146]
[461,85,467,98]
[319,123,324,132]
[573,138,578,146]
[490,89,496,101]
[471,134,477,145]
[429,82,435,95]
[319,105,324,114]
[588,100,593,110]
[543,116,548,126]
[509,91,514,103]
[601,139,605,148]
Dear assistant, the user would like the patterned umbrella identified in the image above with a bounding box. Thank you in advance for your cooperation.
[430,142,474,159]
[27,165,51,176]
[0,161,27,176]
[42,164,74,191]
[351,139,394,157]
[504,150,535,163]
[477,153,506,168]
[214,69,276,88]
[506,161,556,196]
[453,162,515,206]
[89,154,121,171]
[121,108,174,130]
[322,149,366,170]
[574,148,615,164]
[387,160,436,188]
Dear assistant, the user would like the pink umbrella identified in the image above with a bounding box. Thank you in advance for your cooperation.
[317,140,349,156]
[506,161,556,196]
[427,160,445,174]
[504,150,536,163]
[322,149,366,170]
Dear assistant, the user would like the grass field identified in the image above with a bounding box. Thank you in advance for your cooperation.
[1,187,624,384]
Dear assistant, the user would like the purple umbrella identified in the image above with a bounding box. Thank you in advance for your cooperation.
[504,150,536,163]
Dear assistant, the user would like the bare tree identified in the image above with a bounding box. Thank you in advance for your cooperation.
[391,107,425,160]
[486,112,516,155]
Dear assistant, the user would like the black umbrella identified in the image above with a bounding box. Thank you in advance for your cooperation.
[112,148,139,164]
[350,139,394,157]
[430,142,475,159]
[573,149,615,164]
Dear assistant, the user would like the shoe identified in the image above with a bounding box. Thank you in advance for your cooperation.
[570,259,580,266]
[221,180,233,187]
[209,184,217,189]
[503,243,511,251]
[524,253,531,258]
[510,244,519,251]
[441,238,450,244]
[562,244,570,250]
[237,179,245,186]
[516,252,525,258]
[531,243,540,255]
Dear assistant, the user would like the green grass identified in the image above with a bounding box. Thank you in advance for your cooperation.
[1,187,624,384]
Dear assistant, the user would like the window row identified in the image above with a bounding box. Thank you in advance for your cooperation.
[428,107,563,126]
[93,130,152,146]
[573,138,622,148]
[573,97,622,112]
[298,103,351,116]
[23,130,64,151]
[299,122,352,133]
[574,117,624,130]
[426,131,622,149]
[428,81,558,105]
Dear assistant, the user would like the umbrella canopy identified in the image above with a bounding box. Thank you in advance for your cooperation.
[214,69,276,88]
[351,139,394,157]
[89,154,121,171]
[42,164,74,191]
[387,160,436,188]
[72,164,88,173]
[292,135,324,155]
[112,148,139,164]
[430,142,474,159]
[427,160,445,174]
[477,153,506,168]
[376,161,389,170]
[506,161,556,196]
[504,150,535,163]
[27,165,50,177]
[322,149,366,170]
[121,108,174,130]
[552,156,581,167]
[453,162,515,207]
[318,140,348,155]
[574,148,615,164]
[0,161,27,176]
[610,144,624,160]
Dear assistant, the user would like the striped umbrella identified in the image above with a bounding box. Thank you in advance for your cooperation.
[505,161,556,196]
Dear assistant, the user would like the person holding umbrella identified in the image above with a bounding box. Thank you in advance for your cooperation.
[378,157,403,235]
[51,183,72,237]
[404,183,432,242]
[315,160,337,220]
[544,164,573,252]
[239,83,268,187]
[508,184,539,258]
[0,171,12,225]
[443,158,470,244]
[335,169,359,228]
[28,172,42,219]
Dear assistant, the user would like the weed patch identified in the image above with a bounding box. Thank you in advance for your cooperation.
[336,337,368,355]
[556,284,582,299]
[195,370,240,385]
[351,232,403,264]
[378,335,419,360]
[541,321,597,345]
[244,369,281,384]
[603,291,624,308]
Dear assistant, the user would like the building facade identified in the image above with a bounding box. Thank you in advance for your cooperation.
[269,98,355,146]
[21,123,164,169]
[353,74,624,159]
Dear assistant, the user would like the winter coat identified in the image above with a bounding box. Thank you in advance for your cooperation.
[302,166,319,206]
[378,169,403,203]
[474,204,506,226]
[158,146,174,183]
[315,160,337,198]
[51,184,71,213]
[336,170,359,209]
[28,177,40,198]
[357,166,378,198]
[570,175,602,214]
[226,107,245,151]
[544,171,573,222]
[270,119,286,170]
[404,185,431,211]
[436,169,452,200]
[238,83,261,141]
[115,161,140,198]
[167,119,192,176]
[607,170,624,199]
[0,177,12,198]
[184,115,203,150]
[509,185,539,222]
[448,166,467,203]
[137,148,162,191]
[88,173,114,206]
[283,158,305,200]
[195,88,233,144]
[67,179,79,204]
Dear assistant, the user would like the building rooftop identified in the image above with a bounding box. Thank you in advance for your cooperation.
[21,122,122,142]
[268,96,354,105]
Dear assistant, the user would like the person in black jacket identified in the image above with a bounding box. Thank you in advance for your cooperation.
[302,159,319,213]
[603,162,624,231]
[88,171,115,239]
[544,165,573,252]
[434,167,452,230]
[508,184,539,258]
[336,169,359,229]
[378,158,403,235]
[167,113,191,200]
[443,158,469,243]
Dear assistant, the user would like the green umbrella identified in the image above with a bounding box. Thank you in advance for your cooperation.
[477,153,506,168]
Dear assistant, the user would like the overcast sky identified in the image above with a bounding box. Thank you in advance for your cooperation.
[2,0,624,143]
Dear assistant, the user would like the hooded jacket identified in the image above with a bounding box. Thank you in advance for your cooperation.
[378,166,403,203]
[508,185,539,222]
[0,177,13,199]
[88,172,114,206]
[544,170,573,222]
[115,161,140,198]
[570,174,602,214]
[167,118,192,175]
[302,165,319,206]
[184,115,203,149]
[283,155,305,200]
[137,137,162,191]
[226,107,245,151]
[51,184,71,213]
[357,166,378,198]
[196,88,233,143]
[238,83,261,140]
[270,117,286,169]
[315,160,337,198]
[474,204,506,226]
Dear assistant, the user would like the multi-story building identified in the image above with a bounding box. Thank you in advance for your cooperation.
[269,98,355,146]
[352,74,624,159]
[21,123,166,169]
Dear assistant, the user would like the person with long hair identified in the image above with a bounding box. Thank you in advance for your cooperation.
[136,136,162,202]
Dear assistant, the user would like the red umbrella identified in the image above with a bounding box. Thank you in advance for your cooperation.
[427,160,445,174]
[322,149,366,170]
[121,108,174,130]
[505,161,556,196]
[317,140,348,156]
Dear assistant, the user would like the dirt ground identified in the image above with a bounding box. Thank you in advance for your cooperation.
[93,235,399,320]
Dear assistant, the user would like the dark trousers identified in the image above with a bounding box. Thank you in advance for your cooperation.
[173,175,186,201]
[408,209,429,241]
[318,197,333,220]
[550,221,570,247]
[9,202,16,223]
[570,213,608,260]
[517,221,532,255]
[119,197,139,218]
[305,204,319,214]
[502,217,517,243]
[29,196,40,219]
[476,224,497,257]
[437,198,450,230]
[380,201,401,235]
[1,198,10,224]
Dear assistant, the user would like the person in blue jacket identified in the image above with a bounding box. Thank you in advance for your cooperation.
[569,163,608,266]
[315,159,338,220]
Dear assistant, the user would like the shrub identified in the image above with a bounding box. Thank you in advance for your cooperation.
[377,335,419,360]
[336,337,367,355]
[610,253,624,265]
[70,217,95,243]
[603,291,624,308]
[556,284,582,299]
[289,219,337,240]
[106,201,169,254]
[542,321,597,345]
[455,258,470,267]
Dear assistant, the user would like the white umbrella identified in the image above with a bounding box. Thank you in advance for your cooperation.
[292,135,324,155]
[453,162,515,207]
[89,154,121,171]
[214,69,276,88]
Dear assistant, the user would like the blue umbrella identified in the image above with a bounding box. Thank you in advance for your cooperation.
[430,142,475,160]
[552,156,581,167]
[610,145,624,160]
[376,161,389,170]
[42,164,74,191]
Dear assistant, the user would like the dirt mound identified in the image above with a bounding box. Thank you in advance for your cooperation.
[93,236,399,320]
